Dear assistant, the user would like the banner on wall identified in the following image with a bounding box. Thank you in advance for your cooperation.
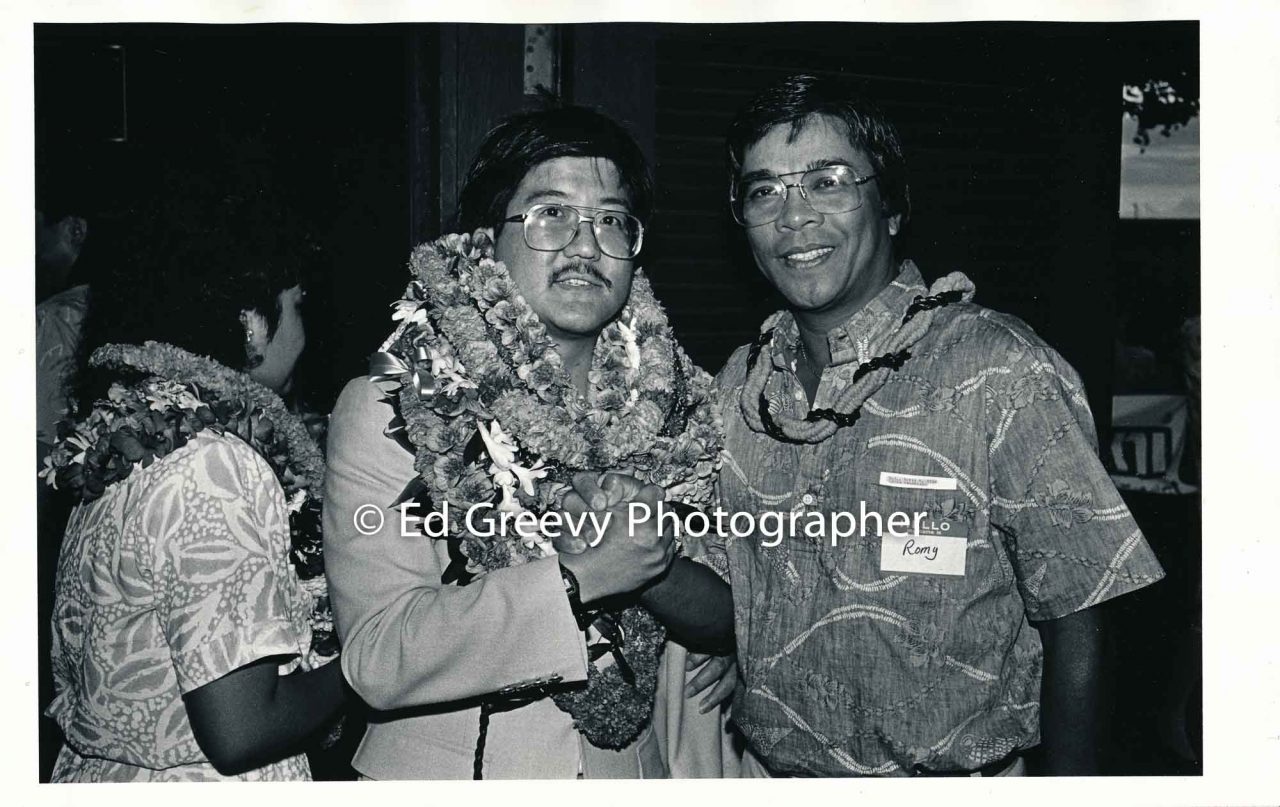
[1107,394,1197,495]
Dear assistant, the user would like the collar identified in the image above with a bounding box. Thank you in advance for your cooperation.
[766,260,929,370]
[38,282,90,309]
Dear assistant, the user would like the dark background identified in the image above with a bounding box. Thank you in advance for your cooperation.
[35,21,1200,422]
[34,21,1200,779]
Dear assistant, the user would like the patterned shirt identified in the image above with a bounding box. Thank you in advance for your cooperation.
[46,432,314,781]
[36,284,89,447]
[704,262,1164,776]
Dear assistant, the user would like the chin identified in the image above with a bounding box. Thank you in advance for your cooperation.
[771,278,837,312]
[556,301,627,335]
[555,318,615,338]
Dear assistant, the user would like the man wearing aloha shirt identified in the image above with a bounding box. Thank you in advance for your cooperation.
[683,75,1166,776]
[322,106,735,779]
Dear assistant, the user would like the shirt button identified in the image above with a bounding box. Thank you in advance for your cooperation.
[801,493,815,506]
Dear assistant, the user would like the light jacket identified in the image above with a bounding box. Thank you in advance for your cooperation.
[323,377,736,779]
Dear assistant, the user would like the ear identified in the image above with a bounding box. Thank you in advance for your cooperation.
[61,216,88,249]
[479,226,496,242]
[886,213,903,237]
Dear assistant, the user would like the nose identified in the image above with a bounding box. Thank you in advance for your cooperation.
[776,184,822,232]
[562,219,601,260]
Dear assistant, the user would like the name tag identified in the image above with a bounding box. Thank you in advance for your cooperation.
[879,471,957,490]
[879,519,968,576]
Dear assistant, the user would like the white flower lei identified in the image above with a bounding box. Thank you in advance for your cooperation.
[370,230,724,749]
[42,342,337,670]
[373,230,723,570]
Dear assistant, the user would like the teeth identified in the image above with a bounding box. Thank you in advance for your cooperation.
[558,278,592,287]
[786,247,833,264]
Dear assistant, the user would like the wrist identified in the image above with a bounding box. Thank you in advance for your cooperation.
[638,554,677,601]
[558,559,593,620]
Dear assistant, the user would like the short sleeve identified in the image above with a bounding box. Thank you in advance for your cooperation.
[988,344,1165,621]
[142,434,306,693]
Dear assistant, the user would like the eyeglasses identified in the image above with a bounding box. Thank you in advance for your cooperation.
[503,203,644,260]
[731,164,878,227]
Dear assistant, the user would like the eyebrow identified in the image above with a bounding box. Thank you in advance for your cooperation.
[519,189,633,211]
[739,158,853,182]
[596,196,632,210]
[521,189,569,204]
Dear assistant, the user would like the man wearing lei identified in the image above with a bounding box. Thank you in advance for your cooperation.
[323,106,736,779]
[687,75,1167,777]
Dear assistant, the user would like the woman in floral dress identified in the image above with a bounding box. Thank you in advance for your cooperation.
[40,162,346,781]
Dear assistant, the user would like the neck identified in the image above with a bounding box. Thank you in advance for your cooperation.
[794,320,832,372]
[550,331,599,396]
[791,259,901,363]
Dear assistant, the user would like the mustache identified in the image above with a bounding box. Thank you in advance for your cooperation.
[551,263,612,289]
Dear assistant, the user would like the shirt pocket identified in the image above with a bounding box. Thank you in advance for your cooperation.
[863,484,1015,649]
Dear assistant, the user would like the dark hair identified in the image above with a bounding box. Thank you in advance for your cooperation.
[78,150,312,394]
[35,174,124,300]
[726,74,911,227]
[454,105,654,233]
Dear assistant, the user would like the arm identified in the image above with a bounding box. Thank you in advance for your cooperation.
[640,559,734,653]
[184,657,347,776]
[1035,607,1105,775]
[323,378,588,712]
[561,473,732,650]
[983,338,1164,773]
[149,434,346,774]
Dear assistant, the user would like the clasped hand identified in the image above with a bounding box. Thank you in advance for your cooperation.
[559,473,738,710]
[555,472,674,604]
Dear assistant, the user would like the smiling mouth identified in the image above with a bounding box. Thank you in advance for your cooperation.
[781,247,835,268]
[554,275,602,289]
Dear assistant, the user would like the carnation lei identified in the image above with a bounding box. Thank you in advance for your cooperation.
[371,229,723,751]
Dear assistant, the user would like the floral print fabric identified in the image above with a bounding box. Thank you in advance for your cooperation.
[35,284,89,446]
[706,263,1165,776]
[46,431,313,781]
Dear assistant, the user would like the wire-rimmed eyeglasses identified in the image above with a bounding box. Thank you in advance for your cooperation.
[731,164,877,227]
[503,203,644,260]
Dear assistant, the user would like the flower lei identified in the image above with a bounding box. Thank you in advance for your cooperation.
[39,341,337,668]
[371,230,722,750]
[741,272,976,444]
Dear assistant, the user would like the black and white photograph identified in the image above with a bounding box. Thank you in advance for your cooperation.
[6,2,1279,804]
